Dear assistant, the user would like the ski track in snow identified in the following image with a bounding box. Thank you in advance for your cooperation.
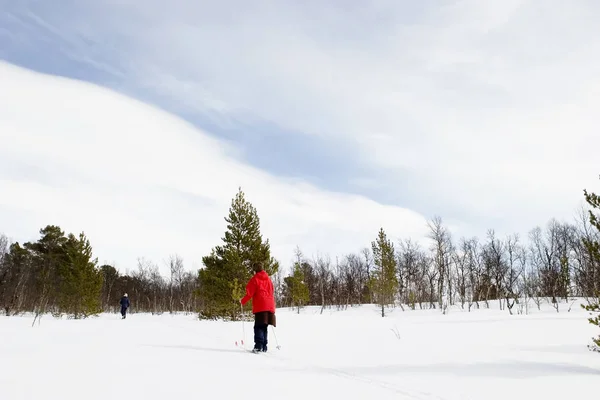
[1,302,598,400]
[233,344,447,400]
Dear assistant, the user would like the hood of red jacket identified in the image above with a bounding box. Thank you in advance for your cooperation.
[254,270,269,280]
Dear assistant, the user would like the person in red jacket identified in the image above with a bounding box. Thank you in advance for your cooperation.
[240,262,276,352]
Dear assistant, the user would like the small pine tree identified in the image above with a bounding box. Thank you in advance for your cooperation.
[197,251,231,319]
[198,188,279,320]
[370,228,398,317]
[582,183,600,350]
[59,232,103,318]
[284,263,309,314]
[231,278,245,320]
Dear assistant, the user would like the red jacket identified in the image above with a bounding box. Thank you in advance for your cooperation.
[241,270,276,314]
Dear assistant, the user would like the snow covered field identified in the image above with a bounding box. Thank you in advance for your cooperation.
[1,302,598,400]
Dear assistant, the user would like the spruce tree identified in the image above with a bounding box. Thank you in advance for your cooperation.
[198,188,279,320]
[370,228,398,317]
[582,182,600,350]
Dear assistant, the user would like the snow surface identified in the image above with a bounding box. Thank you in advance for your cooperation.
[1,301,598,399]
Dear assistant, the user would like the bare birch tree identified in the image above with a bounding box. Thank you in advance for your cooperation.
[427,216,454,313]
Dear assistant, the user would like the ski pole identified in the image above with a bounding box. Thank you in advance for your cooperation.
[271,325,281,350]
[240,303,246,349]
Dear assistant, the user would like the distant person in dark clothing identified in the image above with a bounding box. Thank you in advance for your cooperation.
[120,293,129,319]
[240,262,276,352]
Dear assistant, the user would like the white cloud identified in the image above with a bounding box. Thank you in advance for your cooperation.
[13,0,597,234]
[0,61,431,274]
[3,0,600,270]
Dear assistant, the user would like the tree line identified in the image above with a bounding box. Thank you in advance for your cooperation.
[279,213,598,315]
[0,227,200,320]
[0,183,598,347]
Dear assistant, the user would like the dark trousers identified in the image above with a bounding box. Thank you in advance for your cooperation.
[121,306,127,318]
[253,311,270,351]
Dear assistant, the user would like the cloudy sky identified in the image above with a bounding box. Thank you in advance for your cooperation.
[1,0,599,274]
